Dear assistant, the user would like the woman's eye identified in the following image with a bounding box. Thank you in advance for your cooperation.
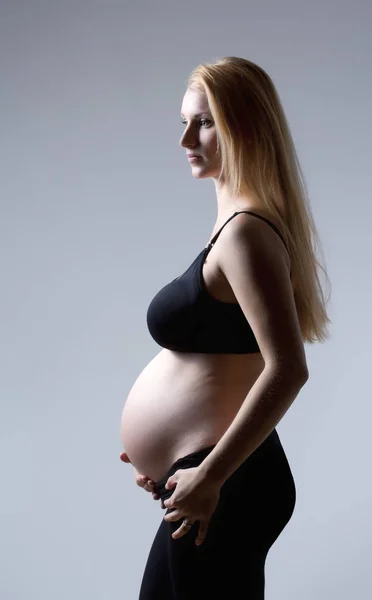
[181,118,211,127]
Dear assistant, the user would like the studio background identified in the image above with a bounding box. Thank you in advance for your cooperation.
[1,1,371,598]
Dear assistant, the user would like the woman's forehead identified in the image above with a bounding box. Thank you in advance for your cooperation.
[181,89,210,116]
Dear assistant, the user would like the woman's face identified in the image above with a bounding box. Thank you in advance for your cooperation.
[179,88,221,179]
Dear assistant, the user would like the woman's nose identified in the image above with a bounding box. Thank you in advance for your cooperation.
[180,130,198,146]
[180,135,199,148]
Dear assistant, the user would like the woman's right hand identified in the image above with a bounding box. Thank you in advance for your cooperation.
[120,451,160,502]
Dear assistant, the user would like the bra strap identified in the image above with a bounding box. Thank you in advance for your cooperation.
[208,210,288,252]
[235,210,289,252]
[207,212,243,249]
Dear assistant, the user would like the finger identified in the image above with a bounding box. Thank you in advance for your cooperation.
[195,520,209,546]
[171,521,195,540]
[163,509,181,522]
[136,478,156,493]
[136,476,149,488]
[144,480,155,492]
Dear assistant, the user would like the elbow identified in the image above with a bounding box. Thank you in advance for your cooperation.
[298,366,309,386]
[292,363,309,386]
[266,359,309,387]
[284,366,309,392]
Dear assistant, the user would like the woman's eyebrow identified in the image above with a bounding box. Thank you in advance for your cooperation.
[180,112,211,118]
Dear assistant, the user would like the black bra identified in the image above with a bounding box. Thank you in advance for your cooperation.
[146,210,288,354]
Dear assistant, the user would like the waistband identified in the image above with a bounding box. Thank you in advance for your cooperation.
[153,428,281,504]
[153,444,216,502]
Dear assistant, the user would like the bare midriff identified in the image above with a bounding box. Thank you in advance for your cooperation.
[120,349,265,482]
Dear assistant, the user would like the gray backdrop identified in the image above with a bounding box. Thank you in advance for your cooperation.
[1,1,371,598]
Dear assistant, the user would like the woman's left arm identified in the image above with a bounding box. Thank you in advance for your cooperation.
[198,214,309,486]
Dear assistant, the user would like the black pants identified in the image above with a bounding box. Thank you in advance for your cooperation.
[139,429,296,599]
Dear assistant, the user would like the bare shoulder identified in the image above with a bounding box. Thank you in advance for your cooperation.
[226,211,291,272]
[216,211,307,374]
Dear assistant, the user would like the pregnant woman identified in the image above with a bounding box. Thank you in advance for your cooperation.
[120,56,331,599]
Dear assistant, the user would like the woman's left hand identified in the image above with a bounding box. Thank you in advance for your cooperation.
[163,466,222,546]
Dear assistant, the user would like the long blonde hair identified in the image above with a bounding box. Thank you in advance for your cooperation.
[187,56,332,344]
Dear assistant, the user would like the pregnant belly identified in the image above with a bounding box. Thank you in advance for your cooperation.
[120,349,264,481]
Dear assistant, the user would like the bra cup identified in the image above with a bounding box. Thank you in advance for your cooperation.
[146,210,286,354]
